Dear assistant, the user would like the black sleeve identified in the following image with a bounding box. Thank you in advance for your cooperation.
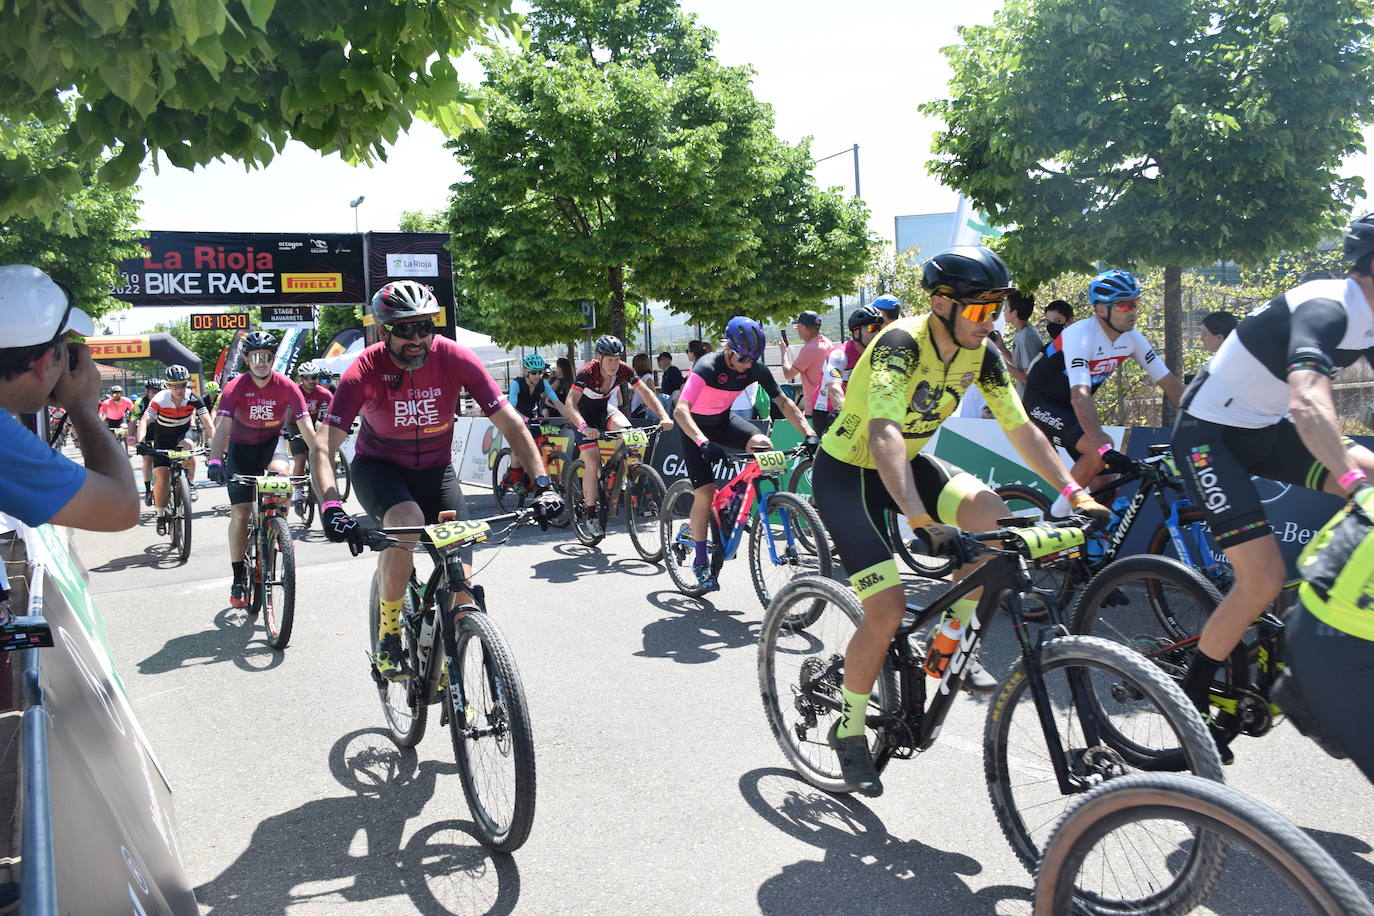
[1288,298,1348,378]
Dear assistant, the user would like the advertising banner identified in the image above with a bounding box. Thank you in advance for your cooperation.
[218,330,248,386]
[111,231,364,306]
[320,328,364,359]
[272,328,308,378]
[17,522,198,914]
[365,232,456,343]
[261,304,315,330]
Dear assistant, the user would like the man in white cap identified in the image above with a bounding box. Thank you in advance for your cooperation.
[0,265,138,530]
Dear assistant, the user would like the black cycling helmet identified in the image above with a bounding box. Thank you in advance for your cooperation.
[847,304,884,331]
[921,246,1014,299]
[163,364,190,383]
[244,330,277,351]
[371,280,440,324]
[593,335,625,357]
[1343,215,1374,272]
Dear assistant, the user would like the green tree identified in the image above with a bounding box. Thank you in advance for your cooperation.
[0,0,523,226]
[0,113,141,316]
[861,243,926,307]
[446,0,871,348]
[923,0,1374,418]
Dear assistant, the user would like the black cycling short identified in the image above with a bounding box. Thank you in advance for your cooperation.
[285,433,310,458]
[104,416,124,431]
[225,439,279,505]
[142,424,156,445]
[572,406,626,451]
[151,424,192,468]
[1022,393,1085,460]
[813,410,837,439]
[683,411,762,488]
[1171,411,1346,548]
[1281,604,1374,783]
[351,455,468,526]
[811,448,983,600]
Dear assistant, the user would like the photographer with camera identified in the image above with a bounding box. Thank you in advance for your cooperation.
[0,265,138,531]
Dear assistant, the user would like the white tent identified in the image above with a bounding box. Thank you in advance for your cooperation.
[313,325,516,376]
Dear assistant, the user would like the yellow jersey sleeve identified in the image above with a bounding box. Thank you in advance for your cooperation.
[976,346,1030,432]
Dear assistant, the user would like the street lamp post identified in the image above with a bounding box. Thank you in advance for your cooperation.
[816,144,863,311]
[349,195,366,232]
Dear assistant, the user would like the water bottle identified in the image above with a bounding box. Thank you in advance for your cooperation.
[721,482,746,531]
[924,617,962,679]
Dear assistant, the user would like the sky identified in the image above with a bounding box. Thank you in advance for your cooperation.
[119,0,1374,332]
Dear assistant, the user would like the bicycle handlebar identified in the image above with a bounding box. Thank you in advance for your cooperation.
[361,508,537,552]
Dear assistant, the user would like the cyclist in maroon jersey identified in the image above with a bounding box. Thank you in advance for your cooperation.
[206,331,316,608]
[286,361,333,502]
[311,280,563,680]
[562,335,673,538]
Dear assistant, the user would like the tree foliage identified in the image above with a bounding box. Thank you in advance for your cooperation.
[446,0,871,348]
[0,112,142,317]
[922,0,1374,397]
[0,0,523,225]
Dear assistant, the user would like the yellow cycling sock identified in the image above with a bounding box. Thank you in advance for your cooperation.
[378,596,404,637]
[945,596,980,628]
[836,687,870,739]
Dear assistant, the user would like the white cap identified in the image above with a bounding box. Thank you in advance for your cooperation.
[0,265,94,347]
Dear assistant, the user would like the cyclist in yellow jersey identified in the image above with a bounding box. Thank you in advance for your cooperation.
[810,245,1110,796]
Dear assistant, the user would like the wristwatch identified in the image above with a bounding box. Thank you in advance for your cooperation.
[534,474,551,489]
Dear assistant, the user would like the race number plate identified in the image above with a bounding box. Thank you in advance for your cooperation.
[754,450,788,473]
[1013,525,1086,559]
[257,477,291,494]
[165,450,192,459]
[621,428,649,447]
[539,425,561,437]
[425,519,491,549]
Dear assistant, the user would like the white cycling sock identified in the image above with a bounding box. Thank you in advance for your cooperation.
[1049,493,1071,518]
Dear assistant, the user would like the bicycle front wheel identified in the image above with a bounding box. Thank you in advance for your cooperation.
[544,449,571,528]
[1071,553,1221,649]
[262,516,296,650]
[565,459,605,547]
[785,457,824,555]
[368,574,427,747]
[625,464,667,562]
[660,479,723,597]
[984,634,1225,878]
[748,491,833,614]
[1035,773,1372,916]
[174,472,193,564]
[334,452,352,501]
[757,576,899,794]
[448,610,536,853]
[491,447,522,512]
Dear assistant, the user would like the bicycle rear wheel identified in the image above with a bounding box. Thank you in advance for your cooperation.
[748,491,833,617]
[448,610,536,853]
[334,452,352,501]
[544,449,571,528]
[262,516,296,650]
[1071,553,1221,651]
[984,634,1225,879]
[886,510,957,579]
[565,459,606,547]
[491,447,524,512]
[174,472,193,564]
[1035,773,1372,916]
[1147,507,1234,595]
[758,576,899,793]
[660,479,723,597]
[625,464,667,562]
[368,573,427,747]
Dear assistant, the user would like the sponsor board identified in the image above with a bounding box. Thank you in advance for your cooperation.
[386,253,439,277]
[89,336,152,359]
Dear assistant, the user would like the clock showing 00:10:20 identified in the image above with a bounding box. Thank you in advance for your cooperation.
[190,313,250,331]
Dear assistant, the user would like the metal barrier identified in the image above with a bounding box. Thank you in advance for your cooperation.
[20,645,55,916]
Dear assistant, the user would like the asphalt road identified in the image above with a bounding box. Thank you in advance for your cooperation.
[77,465,1374,915]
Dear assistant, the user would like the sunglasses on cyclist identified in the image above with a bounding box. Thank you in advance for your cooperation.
[954,296,1006,323]
[1109,299,1140,312]
[245,350,273,364]
[167,381,188,389]
[385,319,435,340]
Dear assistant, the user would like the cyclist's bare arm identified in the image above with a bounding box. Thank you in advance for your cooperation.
[198,411,215,440]
[632,379,674,427]
[1005,421,1080,494]
[563,387,591,432]
[774,393,816,438]
[1069,383,1112,451]
[312,424,348,502]
[869,417,929,522]
[292,415,317,454]
[824,378,845,413]
[673,394,708,444]
[1290,370,1367,491]
[490,403,549,479]
[1158,372,1184,406]
[207,424,230,464]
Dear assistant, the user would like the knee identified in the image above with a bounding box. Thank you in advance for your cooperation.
[384,503,424,528]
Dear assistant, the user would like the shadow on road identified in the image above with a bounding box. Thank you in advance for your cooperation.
[196,729,521,915]
[635,590,758,664]
[137,608,285,675]
[87,543,186,574]
[738,767,1029,914]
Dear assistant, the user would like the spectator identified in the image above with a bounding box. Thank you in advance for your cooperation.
[870,293,903,325]
[1200,311,1238,353]
[628,353,657,418]
[686,339,715,366]
[988,290,1045,393]
[1044,299,1074,342]
[544,357,573,417]
[0,265,138,530]
[779,310,833,422]
[657,351,685,399]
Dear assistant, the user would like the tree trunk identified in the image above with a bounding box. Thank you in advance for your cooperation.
[1161,264,1183,427]
[608,265,626,342]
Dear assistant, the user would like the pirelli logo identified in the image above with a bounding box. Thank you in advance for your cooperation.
[89,337,151,359]
[282,273,343,292]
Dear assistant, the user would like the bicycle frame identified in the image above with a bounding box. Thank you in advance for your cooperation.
[708,452,801,563]
[586,428,653,514]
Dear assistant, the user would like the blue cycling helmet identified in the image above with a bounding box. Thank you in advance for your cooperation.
[1087,269,1141,306]
[724,316,766,360]
[522,353,547,372]
[870,294,902,319]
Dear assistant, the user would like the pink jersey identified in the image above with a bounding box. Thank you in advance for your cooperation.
[98,396,133,420]
[300,385,333,420]
[216,371,308,445]
[322,336,507,471]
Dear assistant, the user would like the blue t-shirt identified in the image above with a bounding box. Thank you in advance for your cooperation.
[0,408,86,527]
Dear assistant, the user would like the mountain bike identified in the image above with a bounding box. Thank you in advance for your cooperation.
[1070,554,1294,760]
[662,444,833,607]
[1034,773,1373,916]
[565,426,668,561]
[144,445,205,564]
[231,473,306,649]
[995,444,1231,613]
[786,450,953,579]
[758,517,1225,880]
[492,418,570,528]
[360,511,537,852]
